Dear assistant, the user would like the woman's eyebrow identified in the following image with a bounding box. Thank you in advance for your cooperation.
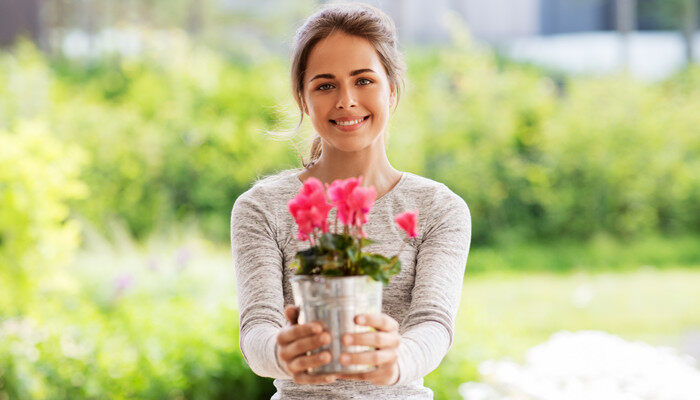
[309,68,375,82]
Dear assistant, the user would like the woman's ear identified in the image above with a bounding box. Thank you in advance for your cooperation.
[389,85,397,108]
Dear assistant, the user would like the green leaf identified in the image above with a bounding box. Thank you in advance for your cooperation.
[333,233,354,250]
[359,237,377,247]
[319,232,336,250]
[346,246,358,263]
[386,257,402,276]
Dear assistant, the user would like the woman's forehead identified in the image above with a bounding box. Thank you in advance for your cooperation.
[306,33,382,77]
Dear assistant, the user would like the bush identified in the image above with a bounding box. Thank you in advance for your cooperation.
[390,40,700,244]
[0,231,276,399]
[0,120,86,314]
[1,38,698,246]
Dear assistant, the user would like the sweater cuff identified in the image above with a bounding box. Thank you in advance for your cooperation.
[274,340,294,378]
[241,324,294,380]
[395,335,415,386]
[394,321,451,385]
[268,331,294,379]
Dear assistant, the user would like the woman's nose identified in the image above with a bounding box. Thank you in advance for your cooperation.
[335,86,357,109]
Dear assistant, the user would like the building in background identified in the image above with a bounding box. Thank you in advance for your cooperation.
[357,0,698,80]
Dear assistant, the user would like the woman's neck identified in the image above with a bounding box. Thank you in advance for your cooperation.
[298,155,402,199]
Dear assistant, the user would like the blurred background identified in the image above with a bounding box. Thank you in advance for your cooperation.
[0,0,699,399]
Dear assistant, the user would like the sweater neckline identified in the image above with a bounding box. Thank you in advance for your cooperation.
[292,169,407,205]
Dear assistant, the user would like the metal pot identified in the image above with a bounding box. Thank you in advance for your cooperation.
[290,274,383,374]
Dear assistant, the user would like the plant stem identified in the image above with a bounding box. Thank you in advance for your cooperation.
[386,239,407,271]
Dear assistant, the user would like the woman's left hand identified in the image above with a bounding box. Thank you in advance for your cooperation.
[336,313,401,386]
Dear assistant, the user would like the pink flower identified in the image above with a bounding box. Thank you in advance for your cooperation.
[326,176,363,226]
[326,176,376,228]
[395,210,418,238]
[288,177,333,242]
[347,185,376,227]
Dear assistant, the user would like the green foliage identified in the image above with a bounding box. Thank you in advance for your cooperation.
[0,120,87,314]
[4,38,699,247]
[0,233,276,400]
[291,233,400,285]
[467,232,700,275]
[1,39,297,242]
[390,42,700,244]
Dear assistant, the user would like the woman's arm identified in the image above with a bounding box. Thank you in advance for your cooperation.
[231,187,294,380]
[395,188,472,385]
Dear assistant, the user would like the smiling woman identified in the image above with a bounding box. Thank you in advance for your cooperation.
[302,33,393,144]
[231,3,472,399]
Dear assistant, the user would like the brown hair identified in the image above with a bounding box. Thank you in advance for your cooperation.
[289,2,406,169]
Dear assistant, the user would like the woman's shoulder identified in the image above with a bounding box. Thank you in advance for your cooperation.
[402,172,467,205]
[400,172,470,224]
[232,168,301,212]
[241,168,300,195]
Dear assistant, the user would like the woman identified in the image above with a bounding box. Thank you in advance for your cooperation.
[231,3,471,398]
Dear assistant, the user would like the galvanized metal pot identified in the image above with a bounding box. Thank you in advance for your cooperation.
[290,275,383,375]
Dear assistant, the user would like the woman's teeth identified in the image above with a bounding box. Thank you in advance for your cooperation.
[335,117,366,126]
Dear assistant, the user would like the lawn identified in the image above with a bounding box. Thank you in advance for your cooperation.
[426,267,700,400]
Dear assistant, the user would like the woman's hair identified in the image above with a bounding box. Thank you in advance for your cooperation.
[289,2,406,169]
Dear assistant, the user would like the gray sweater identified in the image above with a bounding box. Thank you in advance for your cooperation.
[230,168,471,399]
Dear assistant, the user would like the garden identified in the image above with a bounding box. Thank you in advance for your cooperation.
[1,24,699,399]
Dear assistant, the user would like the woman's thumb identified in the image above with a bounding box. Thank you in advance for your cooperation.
[284,305,299,325]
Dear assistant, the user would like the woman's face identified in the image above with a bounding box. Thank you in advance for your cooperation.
[301,32,396,152]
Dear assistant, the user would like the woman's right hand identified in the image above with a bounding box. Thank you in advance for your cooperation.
[276,305,338,385]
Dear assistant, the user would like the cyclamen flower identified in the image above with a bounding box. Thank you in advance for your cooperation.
[288,177,333,242]
[395,210,418,238]
[326,176,376,228]
[326,177,361,226]
[347,185,376,227]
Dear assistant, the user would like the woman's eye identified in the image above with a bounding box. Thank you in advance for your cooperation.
[357,78,372,85]
[317,83,333,91]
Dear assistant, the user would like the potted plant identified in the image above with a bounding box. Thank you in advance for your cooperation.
[287,175,418,374]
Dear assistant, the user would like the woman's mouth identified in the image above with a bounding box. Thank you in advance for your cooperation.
[329,115,370,131]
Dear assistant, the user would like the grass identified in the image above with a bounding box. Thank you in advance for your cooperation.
[467,233,700,274]
[426,267,700,400]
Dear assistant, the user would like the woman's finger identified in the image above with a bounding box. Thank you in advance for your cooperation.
[339,348,397,366]
[277,322,323,346]
[281,331,331,361]
[284,305,299,324]
[288,350,333,373]
[293,371,338,385]
[337,362,390,381]
[354,313,399,332]
[343,330,399,349]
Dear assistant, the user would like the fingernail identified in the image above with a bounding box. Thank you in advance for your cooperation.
[325,375,335,382]
[340,355,350,363]
[312,324,321,333]
[357,316,365,324]
[344,335,353,345]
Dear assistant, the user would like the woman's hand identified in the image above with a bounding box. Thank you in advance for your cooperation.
[336,313,401,386]
[276,305,338,385]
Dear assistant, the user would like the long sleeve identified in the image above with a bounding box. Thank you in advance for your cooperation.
[231,186,294,380]
[395,187,471,385]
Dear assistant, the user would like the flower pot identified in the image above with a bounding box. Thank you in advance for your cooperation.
[290,275,383,374]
